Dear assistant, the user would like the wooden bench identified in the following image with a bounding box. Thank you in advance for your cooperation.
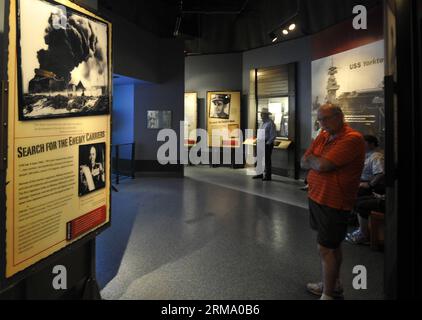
[369,211,385,250]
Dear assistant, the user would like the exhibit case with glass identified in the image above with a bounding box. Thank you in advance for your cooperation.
[257,97,290,139]
[252,63,298,178]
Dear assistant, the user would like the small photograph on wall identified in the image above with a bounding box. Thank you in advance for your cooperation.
[209,94,231,119]
[79,143,106,197]
[17,0,110,120]
[147,110,172,129]
[312,40,385,145]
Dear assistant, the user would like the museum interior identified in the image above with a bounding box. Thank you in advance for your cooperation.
[0,0,421,301]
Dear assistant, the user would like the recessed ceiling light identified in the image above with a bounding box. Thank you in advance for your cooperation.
[289,24,296,31]
[282,29,288,35]
[272,37,278,43]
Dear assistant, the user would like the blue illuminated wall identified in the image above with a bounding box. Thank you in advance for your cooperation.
[112,84,135,159]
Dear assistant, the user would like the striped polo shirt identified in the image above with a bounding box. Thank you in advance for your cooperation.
[305,124,365,211]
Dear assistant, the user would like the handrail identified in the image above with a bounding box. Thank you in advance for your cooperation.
[111,142,136,185]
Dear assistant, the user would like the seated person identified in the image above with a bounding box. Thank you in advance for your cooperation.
[347,135,385,244]
[358,135,385,196]
[346,192,385,245]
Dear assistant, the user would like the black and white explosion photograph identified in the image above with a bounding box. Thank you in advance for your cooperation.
[18,0,110,120]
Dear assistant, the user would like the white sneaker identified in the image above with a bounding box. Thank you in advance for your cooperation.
[346,229,370,245]
[306,282,344,299]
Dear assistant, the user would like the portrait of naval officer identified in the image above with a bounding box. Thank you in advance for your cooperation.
[79,144,106,196]
[210,94,231,119]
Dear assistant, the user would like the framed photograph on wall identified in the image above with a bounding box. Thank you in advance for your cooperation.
[147,110,172,129]
[17,0,111,120]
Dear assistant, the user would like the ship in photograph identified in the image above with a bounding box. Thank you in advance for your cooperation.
[17,0,110,120]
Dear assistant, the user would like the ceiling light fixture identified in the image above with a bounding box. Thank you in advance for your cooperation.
[269,32,278,42]
[268,0,304,43]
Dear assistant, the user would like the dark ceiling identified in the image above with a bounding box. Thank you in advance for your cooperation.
[98,0,382,55]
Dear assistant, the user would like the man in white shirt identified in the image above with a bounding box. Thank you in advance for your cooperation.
[359,135,385,196]
[253,108,277,181]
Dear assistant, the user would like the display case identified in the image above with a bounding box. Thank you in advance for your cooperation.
[252,63,298,179]
[257,97,289,139]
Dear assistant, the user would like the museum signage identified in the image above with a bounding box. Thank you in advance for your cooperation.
[4,0,112,278]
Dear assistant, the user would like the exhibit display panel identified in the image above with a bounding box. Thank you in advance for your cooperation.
[207,91,241,148]
[4,0,112,278]
[184,92,197,146]
[312,40,385,145]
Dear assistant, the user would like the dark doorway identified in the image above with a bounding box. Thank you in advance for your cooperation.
[384,0,422,299]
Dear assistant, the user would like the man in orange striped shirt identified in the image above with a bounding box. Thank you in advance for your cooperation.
[301,104,365,300]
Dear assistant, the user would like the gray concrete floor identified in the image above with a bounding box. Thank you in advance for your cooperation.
[97,166,384,300]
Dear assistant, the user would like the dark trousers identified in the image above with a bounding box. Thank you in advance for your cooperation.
[357,186,374,197]
[355,196,386,219]
[264,144,274,179]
